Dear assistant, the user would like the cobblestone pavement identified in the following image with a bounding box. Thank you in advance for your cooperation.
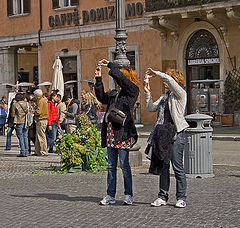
[0,135,240,228]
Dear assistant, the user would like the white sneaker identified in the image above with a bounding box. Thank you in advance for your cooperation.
[175,199,186,208]
[123,195,133,205]
[99,195,116,205]
[151,198,167,207]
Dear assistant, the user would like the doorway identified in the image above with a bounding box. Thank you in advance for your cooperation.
[186,29,220,114]
[61,56,78,98]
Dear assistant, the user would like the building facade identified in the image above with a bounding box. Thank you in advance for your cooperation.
[146,0,240,118]
[0,0,240,123]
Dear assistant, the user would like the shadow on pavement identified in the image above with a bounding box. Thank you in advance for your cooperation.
[229,175,240,178]
[11,193,102,203]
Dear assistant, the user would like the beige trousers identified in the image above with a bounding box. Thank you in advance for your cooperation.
[35,119,48,155]
[66,124,77,134]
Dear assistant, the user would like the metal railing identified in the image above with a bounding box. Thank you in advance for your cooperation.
[145,0,230,12]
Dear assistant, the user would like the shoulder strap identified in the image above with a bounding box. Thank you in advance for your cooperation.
[19,102,28,114]
[110,92,119,109]
[85,103,92,115]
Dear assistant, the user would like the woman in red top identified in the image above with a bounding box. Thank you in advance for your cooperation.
[46,91,60,153]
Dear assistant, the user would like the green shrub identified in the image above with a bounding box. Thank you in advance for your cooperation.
[56,114,108,173]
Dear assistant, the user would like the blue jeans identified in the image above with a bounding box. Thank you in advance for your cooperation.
[6,126,14,150]
[46,121,58,153]
[107,147,133,198]
[15,124,29,156]
[158,131,187,201]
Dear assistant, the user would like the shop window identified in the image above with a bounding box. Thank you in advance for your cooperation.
[52,0,79,9]
[7,0,30,16]
[18,72,29,83]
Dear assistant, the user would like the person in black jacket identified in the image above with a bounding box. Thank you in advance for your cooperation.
[5,98,17,150]
[94,59,139,206]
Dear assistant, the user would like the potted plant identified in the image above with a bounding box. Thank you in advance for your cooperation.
[222,68,240,126]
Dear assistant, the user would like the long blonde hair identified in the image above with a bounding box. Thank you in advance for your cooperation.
[84,92,101,108]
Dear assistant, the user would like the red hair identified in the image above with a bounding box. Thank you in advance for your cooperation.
[120,68,140,87]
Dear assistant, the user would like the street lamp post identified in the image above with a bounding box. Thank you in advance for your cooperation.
[114,0,142,167]
[114,0,130,68]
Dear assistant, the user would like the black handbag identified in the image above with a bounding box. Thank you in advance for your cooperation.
[105,93,127,126]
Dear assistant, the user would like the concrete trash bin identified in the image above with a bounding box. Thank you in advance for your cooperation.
[184,113,214,178]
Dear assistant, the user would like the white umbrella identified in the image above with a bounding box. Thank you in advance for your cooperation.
[52,56,64,97]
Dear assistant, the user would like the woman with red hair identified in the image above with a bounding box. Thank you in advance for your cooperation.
[144,68,189,208]
[94,59,139,206]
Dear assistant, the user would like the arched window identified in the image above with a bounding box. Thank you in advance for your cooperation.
[186,29,219,61]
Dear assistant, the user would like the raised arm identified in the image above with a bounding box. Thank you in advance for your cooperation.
[107,62,139,97]
[155,71,185,99]
[146,68,185,100]
[145,93,162,112]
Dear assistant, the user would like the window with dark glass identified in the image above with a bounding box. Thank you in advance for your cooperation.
[52,0,79,9]
[7,0,30,16]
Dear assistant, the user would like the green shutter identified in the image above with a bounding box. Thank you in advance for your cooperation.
[7,0,14,16]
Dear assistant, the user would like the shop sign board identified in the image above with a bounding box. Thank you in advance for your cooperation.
[49,2,144,28]
[188,58,220,65]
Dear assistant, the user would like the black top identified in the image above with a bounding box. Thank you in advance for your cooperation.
[94,62,139,148]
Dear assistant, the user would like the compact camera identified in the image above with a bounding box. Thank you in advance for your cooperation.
[97,64,101,69]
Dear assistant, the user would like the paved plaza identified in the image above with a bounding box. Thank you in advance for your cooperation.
[0,133,239,228]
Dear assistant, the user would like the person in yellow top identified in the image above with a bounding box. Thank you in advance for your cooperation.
[33,89,49,156]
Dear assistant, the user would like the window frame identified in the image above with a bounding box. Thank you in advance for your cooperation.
[60,0,71,8]
[53,0,79,10]
[13,0,24,15]
[8,0,30,17]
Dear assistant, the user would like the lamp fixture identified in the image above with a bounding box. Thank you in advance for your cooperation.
[61,48,69,53]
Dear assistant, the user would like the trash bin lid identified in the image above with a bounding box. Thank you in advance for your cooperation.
[185,113,213,121]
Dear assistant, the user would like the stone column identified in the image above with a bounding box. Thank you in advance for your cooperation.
[0,47,17,98]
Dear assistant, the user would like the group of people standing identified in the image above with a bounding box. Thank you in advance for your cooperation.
[2,58,189,208]
[94,59,188,208]
[4,88,101,157]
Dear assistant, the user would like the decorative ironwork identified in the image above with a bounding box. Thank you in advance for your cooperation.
[145,0,229,12]
[114,0,130,68]
[186,30,219,60]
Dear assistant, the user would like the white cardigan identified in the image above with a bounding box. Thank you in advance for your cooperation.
[145,71,189,133]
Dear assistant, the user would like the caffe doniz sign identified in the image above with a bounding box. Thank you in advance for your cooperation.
[49,2,144,28]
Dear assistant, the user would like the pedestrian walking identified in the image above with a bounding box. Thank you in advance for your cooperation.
[5,98,17,150]
[144,68,189,208]
[46,91,61,153]
[11,93,29,157]
[33,89,49,156]
[83,92,101,127]
[62,95,80,134]
[94,59,139,206]
[80,90,87,112]
[0,104,7,135]
[56,94,66,132]
[0,96,7,106]
[27,94,36,155]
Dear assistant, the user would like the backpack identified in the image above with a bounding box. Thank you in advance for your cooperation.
[25,103,34,129]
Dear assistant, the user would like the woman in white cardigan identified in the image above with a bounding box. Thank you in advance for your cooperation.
[144,68,189,208]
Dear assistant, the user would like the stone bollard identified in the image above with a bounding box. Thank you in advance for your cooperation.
[129,124,143,167]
